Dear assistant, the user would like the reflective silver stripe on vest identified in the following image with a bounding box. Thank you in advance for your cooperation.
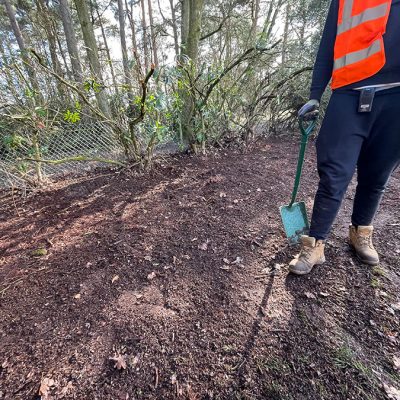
[341,0,354,22]
[333,39,381,71]
[337,3,389,35]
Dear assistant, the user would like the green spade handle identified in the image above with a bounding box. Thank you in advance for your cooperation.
[289,117,317,207]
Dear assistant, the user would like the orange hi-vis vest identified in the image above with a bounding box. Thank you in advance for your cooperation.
[332,0,392,89]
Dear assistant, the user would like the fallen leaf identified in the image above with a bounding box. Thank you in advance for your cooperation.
[147,271,156,280]
[73,293,81,300]
[39,377,55,399]
[209,175,224,183]
[110,355,127,370]
[305,292,317,299]
[260,267,271,274]
[111,275,119,284]
[171,373,177,385]
[394,355,400,371]
[198,240,209,251]
[387,307,396,316]
[32,248,47,257]
[130,355,140,367]
[383,384,400,400]
[271,263,283,274]
[392,302,400,312]
[232,257,243,265]
[60,381,73,397]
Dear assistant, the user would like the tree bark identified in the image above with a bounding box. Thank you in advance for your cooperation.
[73,0,111,117]
[95,6,119,95]
[169,0,179,59]
[147,0,158,66]
[117,0,133,98]
[140,0,149,71]
[250,0,260,41]
[3,0,42,98]
[179,0,205,146]
[125,0,138,54]
[35,0,66,97]
[0,37,22,102]
[59,0,83,83]
[282,2,290,64]
[180,0,190,57]
[56,33,73,80]
[182,0,204,64]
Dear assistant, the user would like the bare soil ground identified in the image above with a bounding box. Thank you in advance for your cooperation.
[1,138,399,400]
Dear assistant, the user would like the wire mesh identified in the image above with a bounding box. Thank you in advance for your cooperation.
[0,121,123,190]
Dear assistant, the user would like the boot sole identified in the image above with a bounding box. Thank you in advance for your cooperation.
[289,259,326,276]
[349,243,379,266]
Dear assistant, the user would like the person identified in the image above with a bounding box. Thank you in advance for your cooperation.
[290,0,400,275]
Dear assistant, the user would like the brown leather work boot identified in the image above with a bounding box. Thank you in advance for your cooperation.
[289,236,326,275]
[349,225,379,265]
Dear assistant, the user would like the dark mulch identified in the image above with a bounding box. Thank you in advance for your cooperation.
[1,137,399,400]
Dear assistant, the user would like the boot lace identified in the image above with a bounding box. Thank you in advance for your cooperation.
[358,235,373,249]
[300,246,314,262]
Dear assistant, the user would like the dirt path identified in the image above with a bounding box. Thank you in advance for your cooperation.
[1,138,399,400]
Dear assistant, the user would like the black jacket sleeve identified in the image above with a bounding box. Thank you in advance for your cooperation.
[309,0,339,101]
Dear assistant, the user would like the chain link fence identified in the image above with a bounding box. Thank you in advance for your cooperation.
[0,122,123,190]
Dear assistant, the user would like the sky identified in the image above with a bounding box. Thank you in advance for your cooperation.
[100,0,176,65]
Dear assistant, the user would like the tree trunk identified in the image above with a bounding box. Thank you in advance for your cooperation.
[147,0,158,66]
[36,0,66,98]
[59,0,83,83]
[140,0,149,71]
[117,0,133,99]
[0,37,21,102]
[182,0,204,64]
[179,0,205,147]
[125,0,138,54]
[169,0,179,59]
[125,0,143,84]
[180,0,190,57]
[282,2,290,64]
[56,33,73,80]
[73,0,111,117]
[250,0,260,41]
[95,6,119,95]
[266,0,284,42]
[3,0,42,98]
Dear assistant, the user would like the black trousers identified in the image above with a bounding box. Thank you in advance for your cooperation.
[309,87,400,240]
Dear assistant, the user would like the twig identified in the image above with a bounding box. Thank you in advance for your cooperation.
[154,367,159,389]
[29,49,109,122]
[23,155,126,167]
[11,186,21,217]
[200,15,230,41]
[1,266,48,297]
[130,64,156,126]
[200,40,281,108]
[128,64,156,160]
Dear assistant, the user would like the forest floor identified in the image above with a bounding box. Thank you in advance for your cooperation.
[1,137,400,400]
